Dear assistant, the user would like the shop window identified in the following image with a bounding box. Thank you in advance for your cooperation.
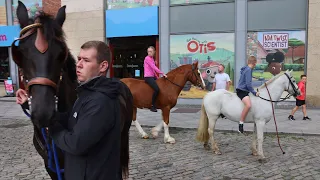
[12,0,42,25]
[0,47,9,81]
[170,33,235,99]
[247,30,306,95]
[106,0,159,10]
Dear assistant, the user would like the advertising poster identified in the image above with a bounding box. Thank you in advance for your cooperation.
[170,33,235,99]
[12,0,42,25]
[247,30,306,99]
[0,1,7,25]
[106,0,159,10]
[170,0,234,5]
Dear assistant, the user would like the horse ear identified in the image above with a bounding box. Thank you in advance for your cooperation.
[193,61,198,68]
[16,1,29,28]
[290,69,293,73]
[55,5,66,27]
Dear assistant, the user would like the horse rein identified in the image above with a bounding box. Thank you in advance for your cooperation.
[11,22,69,112]
[257,72,299,103]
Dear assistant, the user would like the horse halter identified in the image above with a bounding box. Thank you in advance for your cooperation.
[284,72,299,97]
[165,64,204,88]
[258,72,299,103]
[11,22,69,112]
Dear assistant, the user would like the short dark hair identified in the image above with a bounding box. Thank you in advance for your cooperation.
[81,41,111,65]
[301,74,307,79]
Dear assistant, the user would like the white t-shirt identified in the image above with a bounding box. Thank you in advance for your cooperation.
[213,73,231,90]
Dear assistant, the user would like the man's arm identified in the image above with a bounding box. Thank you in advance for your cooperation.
[21,101,69,128]
[226,74,231,91]
[50,98,117,156]
[245,70,257,95]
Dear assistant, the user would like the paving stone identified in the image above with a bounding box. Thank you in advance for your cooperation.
[0,106,320,179]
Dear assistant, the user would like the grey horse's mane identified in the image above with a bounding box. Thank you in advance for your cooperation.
[257,71,288,90]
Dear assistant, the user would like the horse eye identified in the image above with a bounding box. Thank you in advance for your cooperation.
[272,67,275,70]
[206,69,211,74]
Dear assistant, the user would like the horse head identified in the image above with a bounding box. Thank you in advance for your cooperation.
[283,69,300,97]
[187,61,206,89]
[11,1,68,128]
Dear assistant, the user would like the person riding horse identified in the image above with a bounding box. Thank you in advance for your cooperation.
[144,46,167,112]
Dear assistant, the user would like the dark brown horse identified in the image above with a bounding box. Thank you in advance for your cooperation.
[121,61,206,143]
[11,1,133,179]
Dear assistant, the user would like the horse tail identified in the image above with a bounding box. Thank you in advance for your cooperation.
[120,82,133,179]
[196,101,210,142]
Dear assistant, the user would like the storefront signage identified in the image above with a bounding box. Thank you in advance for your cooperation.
[127,64,138,68]
[0,25,20,47]
[187,38,216,54]
[112,64,123,68]
[262,33,289,49]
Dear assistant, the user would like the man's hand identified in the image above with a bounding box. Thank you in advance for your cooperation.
[255,92,260,97]
[163,74,167,78]
[16,89,28,105]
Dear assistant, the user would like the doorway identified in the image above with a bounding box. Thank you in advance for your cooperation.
[109,36,158,79]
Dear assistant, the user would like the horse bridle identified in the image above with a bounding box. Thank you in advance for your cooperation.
[258,72,299,102]
[11,22,69,112]
[165,64,203,88]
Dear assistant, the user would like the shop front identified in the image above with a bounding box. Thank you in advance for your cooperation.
[105,5,159,79]
[168,0,308,105]
[0,25,20,82]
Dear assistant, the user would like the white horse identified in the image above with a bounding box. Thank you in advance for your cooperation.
[196,70,300,161]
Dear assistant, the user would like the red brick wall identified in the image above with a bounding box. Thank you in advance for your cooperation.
[42,0,61,16]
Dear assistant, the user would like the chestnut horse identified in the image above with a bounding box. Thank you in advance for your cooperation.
[121,61,206,143]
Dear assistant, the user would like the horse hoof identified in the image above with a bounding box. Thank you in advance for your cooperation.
[258,157,267,163]
[214,151,222,155]
[142,135,149,139]
[252,152,258,156]
[164,137,175,144]
[151,130,159,139]
[204,144,210,150]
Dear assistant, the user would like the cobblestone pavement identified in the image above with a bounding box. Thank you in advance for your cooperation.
[1,118,320,180]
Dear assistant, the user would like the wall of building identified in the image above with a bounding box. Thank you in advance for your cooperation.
[61,0,105,58]
[306,0,320,107]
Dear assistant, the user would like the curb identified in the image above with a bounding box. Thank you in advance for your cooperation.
[138,124,320,137]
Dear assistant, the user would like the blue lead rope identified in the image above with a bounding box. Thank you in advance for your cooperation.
[22,107,64,180]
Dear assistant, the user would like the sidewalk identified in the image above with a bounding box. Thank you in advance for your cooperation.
[0,98,319,135]
[134,106,320,136]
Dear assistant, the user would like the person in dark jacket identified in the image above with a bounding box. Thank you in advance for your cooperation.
[16,40,122,180]
[236,56,260,134]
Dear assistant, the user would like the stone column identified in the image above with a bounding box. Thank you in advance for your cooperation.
[234,0,247,91]
[159,0,170,73]
[306,0,320,107]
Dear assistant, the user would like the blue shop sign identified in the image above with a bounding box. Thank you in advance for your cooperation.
[106,6,159,38]
[0,25,20,47]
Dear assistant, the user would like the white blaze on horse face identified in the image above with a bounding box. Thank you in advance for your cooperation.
[198,69,206,88]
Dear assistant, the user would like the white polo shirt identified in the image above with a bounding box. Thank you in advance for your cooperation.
[213,73,231,90]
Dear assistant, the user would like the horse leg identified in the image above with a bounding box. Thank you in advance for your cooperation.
[208,115,221,155]
[132,107,149,139]
[256,120,266,160]
[251,123,258,156]
[162,107,175,144]
[151,121,163,138]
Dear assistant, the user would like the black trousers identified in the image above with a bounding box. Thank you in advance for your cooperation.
[145,77,159,106]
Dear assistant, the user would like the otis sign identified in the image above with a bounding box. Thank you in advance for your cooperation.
[187,38,216,54]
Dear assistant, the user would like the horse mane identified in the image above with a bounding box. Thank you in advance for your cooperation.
[35,12,77,81]
[257,72,285,89]
[167,64,191,76]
